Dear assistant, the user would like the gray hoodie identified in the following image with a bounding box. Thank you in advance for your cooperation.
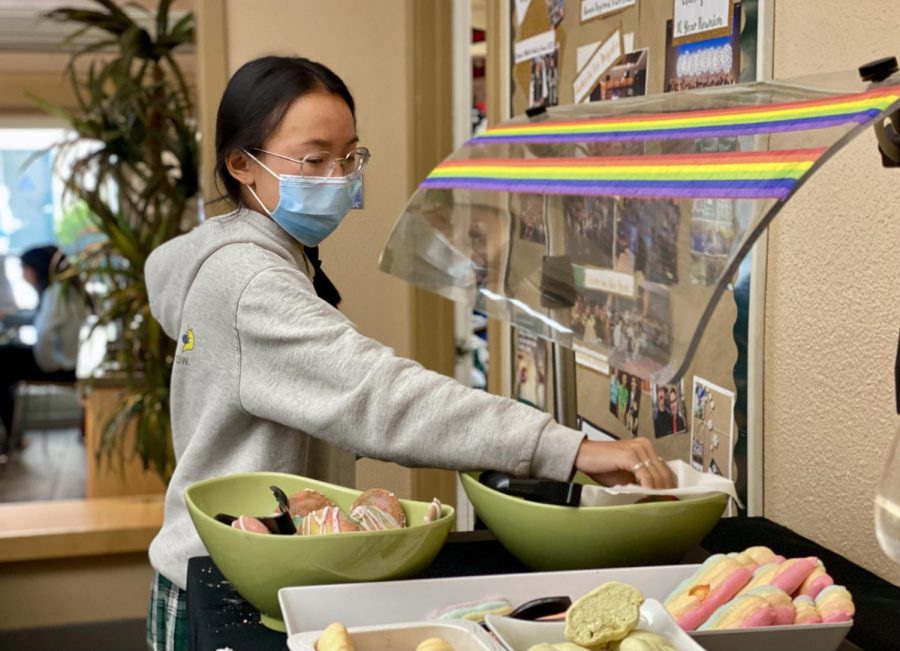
[145,207,584,589]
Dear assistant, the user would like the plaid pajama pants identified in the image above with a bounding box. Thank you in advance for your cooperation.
[146,572,187,651]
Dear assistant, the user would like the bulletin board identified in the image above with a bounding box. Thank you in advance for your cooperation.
[505,0,765,515]
[509,0,759,114]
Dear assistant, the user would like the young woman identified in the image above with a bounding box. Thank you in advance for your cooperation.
[0,246,87,455]
[144,56,674,650]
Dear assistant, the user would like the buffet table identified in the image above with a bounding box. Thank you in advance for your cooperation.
[186,518,897,651]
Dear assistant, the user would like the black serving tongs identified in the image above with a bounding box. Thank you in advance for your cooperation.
[508,595,572,621]
[479,471,582,507]
[214,485,297,534]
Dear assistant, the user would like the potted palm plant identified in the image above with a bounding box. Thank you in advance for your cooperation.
[34,0,197,483]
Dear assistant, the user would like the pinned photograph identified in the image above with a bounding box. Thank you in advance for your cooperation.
[514,332,548,411]
[608,285,673,378]
[691,434,705,471]
[589,48,649,102]
[633,198,680,286]
[690,198,735,285]
[614,199,639,274]
[564,195,615,267]
[529,46,560,108]
[571,289,612,345]
[664,2,741,92]
[609,367,642,437]
[651,380,687,438]
[691,376,735,480]
[516,193,547,244]
[545,0,565,28]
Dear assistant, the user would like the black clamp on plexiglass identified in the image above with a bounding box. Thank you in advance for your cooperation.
[525,104,549,121]
[859,56,900,167]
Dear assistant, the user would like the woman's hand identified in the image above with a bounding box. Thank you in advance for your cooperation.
[574,437,676,489]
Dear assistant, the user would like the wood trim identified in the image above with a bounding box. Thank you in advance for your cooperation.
[485,0,512,399]
[408,0,458,508]
[193,0,230,212]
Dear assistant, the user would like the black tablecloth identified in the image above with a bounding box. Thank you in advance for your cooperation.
[186,519,896,651]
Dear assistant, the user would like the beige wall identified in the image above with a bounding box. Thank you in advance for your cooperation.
[219,0,417,362]
[765,0,900,584]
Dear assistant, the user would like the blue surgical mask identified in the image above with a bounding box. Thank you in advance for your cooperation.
[244,150,361,247]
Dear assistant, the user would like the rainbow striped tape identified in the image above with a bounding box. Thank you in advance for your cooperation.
[469,86,900,144]
[421,148,826,200]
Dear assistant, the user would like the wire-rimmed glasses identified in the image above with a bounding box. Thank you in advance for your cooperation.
[254,146,371,180]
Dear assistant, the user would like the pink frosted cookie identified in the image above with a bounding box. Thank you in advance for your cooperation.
[792,595,822,625]
[795,561,834,599]
[231,515,270,534]
[815,585,855,623]
[745,586,795,625]
[728,546,785,572]
[738,562,781,594]
[664,554,753,631]
[698,594,776,630]
[300,506,359,535]
[288,489,335,518]
[424,498,443,524]
[352,488,407,528]
[739,557,819,596]
[350,504,404,531]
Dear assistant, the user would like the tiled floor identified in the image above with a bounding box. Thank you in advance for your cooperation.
[0,427,85,502]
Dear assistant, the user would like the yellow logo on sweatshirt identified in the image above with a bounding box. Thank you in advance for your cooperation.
[181,328,195,352]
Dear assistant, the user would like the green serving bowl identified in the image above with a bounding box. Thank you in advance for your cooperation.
[460,471,726,571]
[185,472,455,631]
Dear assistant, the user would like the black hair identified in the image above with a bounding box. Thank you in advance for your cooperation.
[214,56,356,206]
[20,245,90,310]
[20,245,60,296]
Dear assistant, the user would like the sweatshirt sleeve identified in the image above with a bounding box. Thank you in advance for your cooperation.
[235,266,584,481]
[31,289,58,371]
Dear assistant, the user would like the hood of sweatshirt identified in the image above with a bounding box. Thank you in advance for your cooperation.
[145,208,311,340]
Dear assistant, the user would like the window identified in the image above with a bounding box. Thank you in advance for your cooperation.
[0,128,101,312]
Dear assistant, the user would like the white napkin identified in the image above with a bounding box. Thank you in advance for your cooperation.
[579,460,743,509]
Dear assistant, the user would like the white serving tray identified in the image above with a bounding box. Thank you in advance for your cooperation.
[279,565,694,635]
[287,620,504,651]
[484,599,703,651]
[690,622,853,651]
[277,566,852,651]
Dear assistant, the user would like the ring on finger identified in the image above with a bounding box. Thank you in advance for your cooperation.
[630,462,644,474]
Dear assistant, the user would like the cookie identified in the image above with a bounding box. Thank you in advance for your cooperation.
[351,488,406,528]
[301,506,360,535]
[230,515,270,534]
[316,622,354,651]
[288,488,336,518]
[416,637,455,651]
[565,582,644,647]
[613,630,677,651]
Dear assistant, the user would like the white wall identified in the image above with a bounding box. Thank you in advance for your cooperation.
[765,0,900,585]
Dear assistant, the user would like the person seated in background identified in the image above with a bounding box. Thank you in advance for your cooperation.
[0,253,17,316]
[0,246,89,454]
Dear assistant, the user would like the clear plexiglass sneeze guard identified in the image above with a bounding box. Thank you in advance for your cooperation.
[379,68,900,384]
